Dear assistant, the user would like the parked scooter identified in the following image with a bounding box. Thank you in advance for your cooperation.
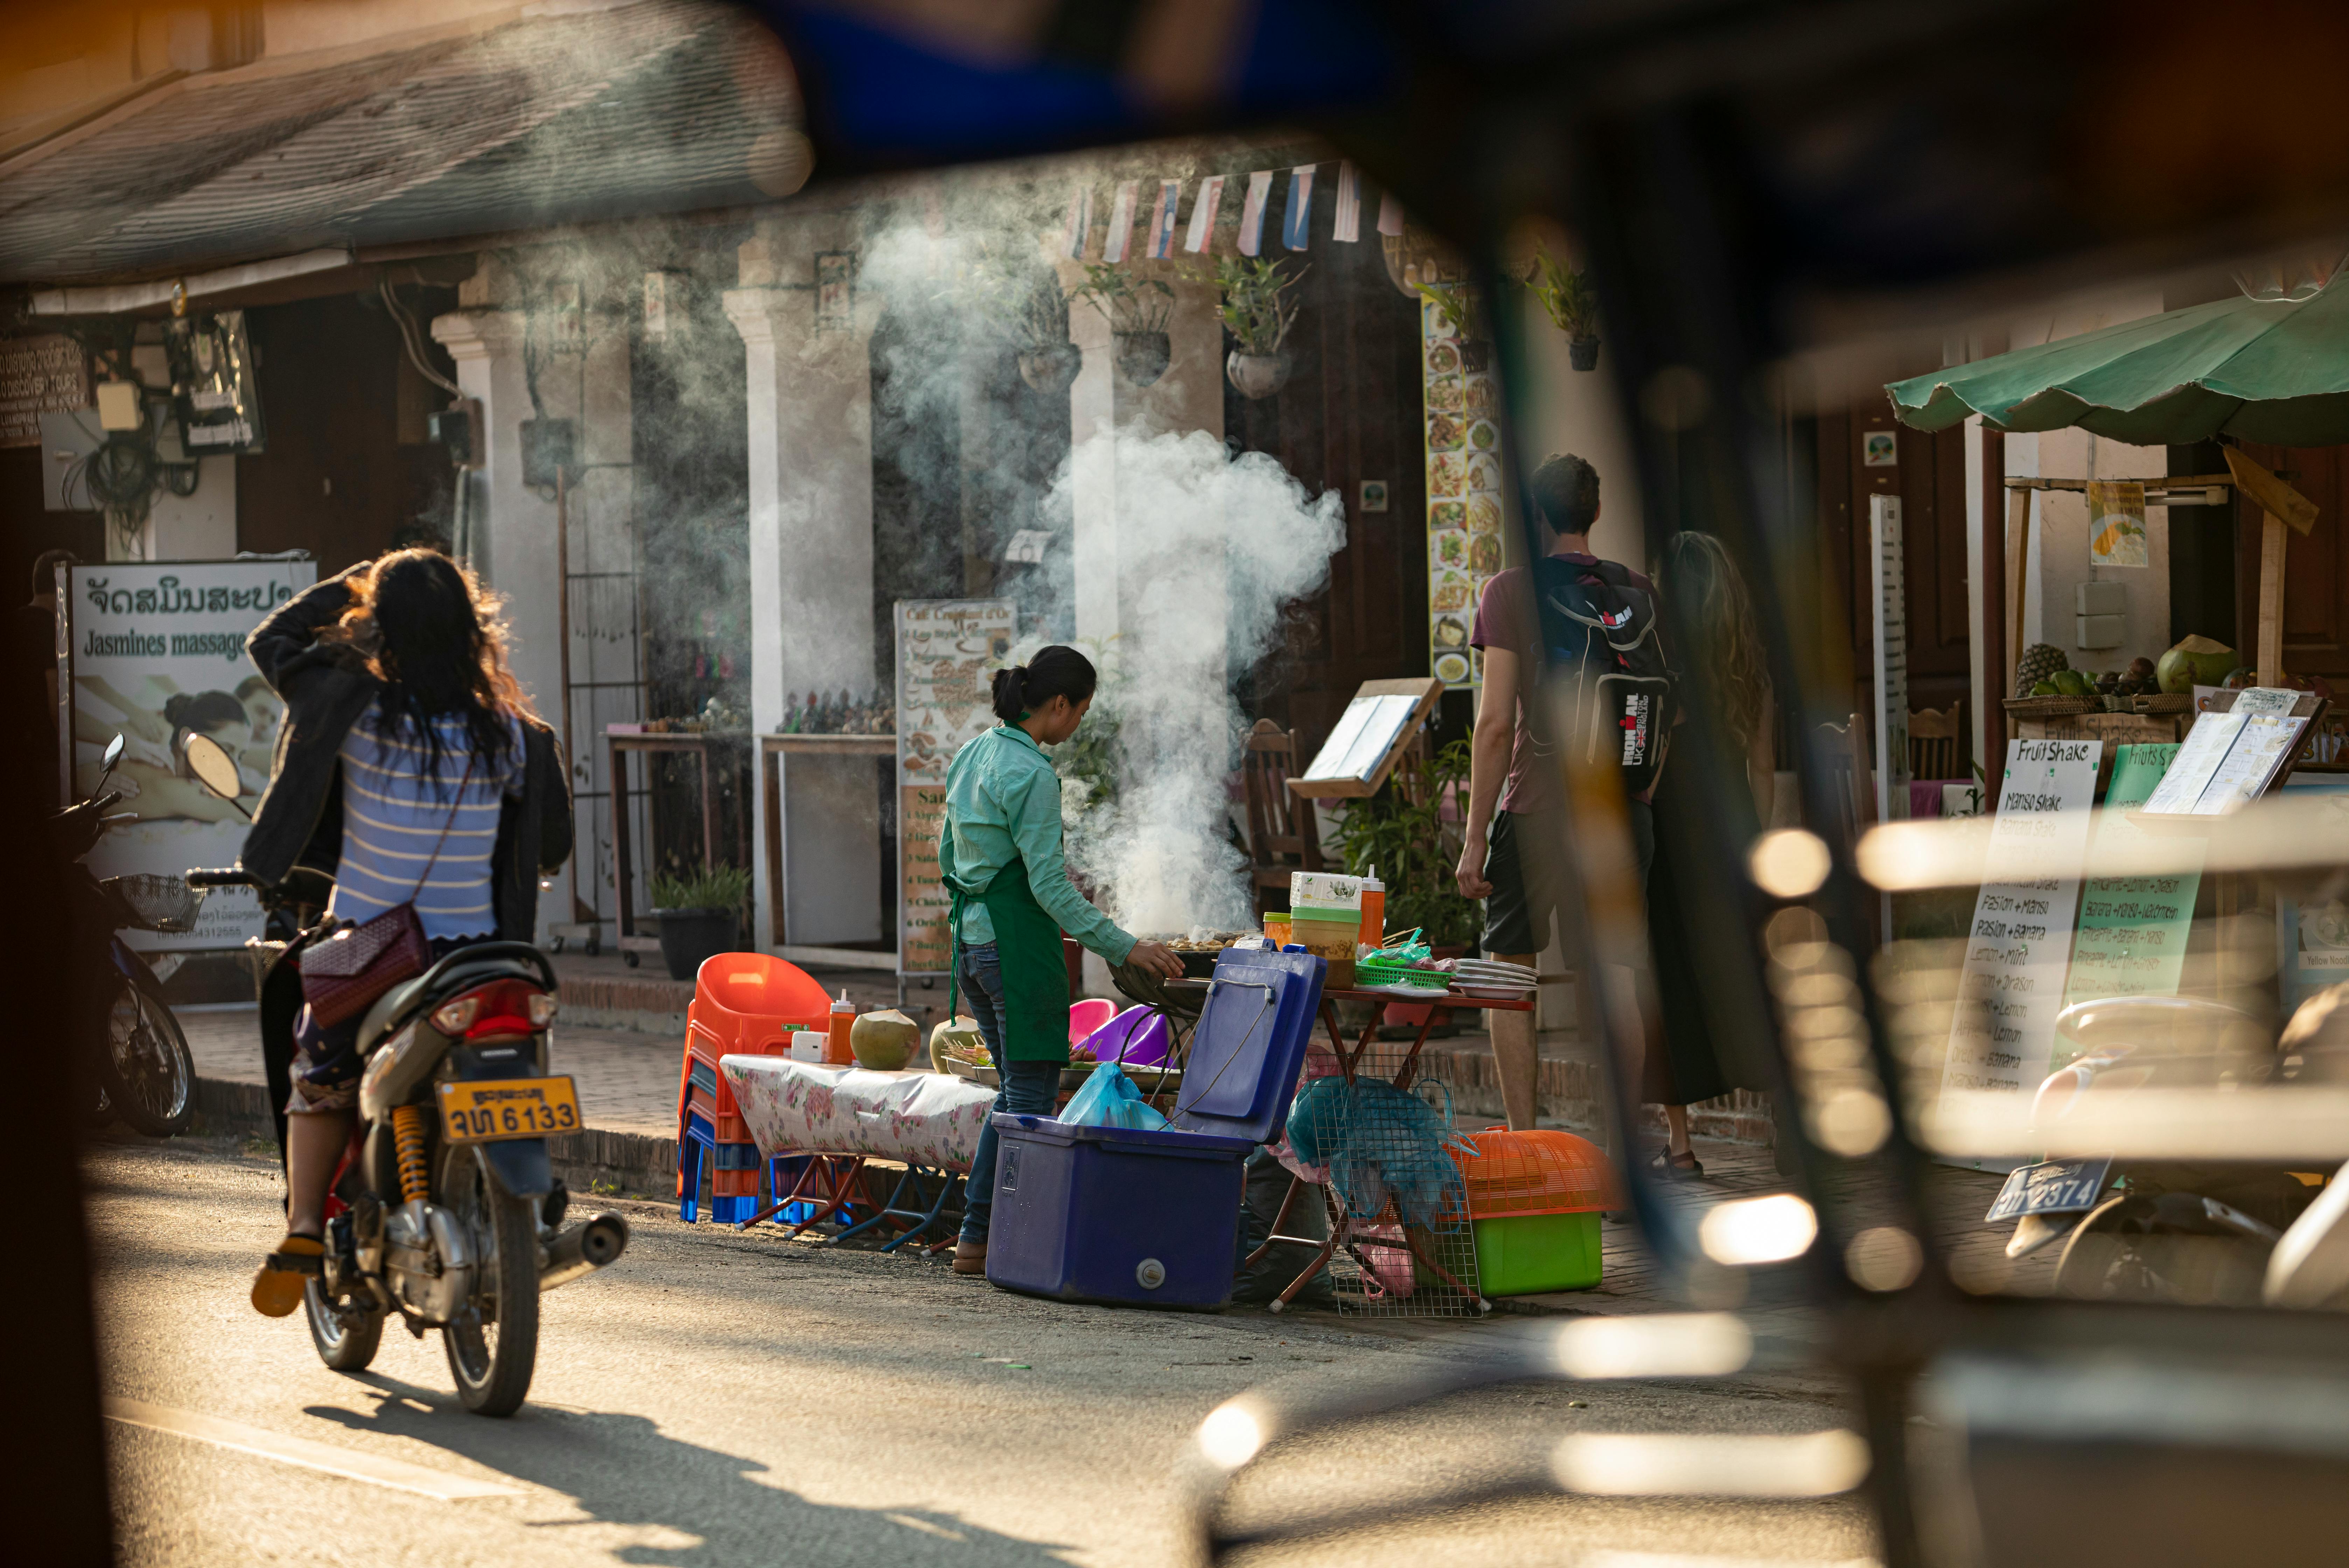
[180,734,627,1415]
[60,733,202,1137]
[1988,993,2331,1302]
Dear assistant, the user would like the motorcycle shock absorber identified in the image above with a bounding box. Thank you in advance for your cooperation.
[391,1104,431,1204]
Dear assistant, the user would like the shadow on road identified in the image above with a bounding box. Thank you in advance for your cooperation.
[306,1375,1081,1566]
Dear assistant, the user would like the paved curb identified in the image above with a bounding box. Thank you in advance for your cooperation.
[190,1076,680,1198]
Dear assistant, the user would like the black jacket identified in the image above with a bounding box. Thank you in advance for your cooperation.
[238,567,572,941]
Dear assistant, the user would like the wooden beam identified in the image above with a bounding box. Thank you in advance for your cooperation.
[2004,484,2031,734]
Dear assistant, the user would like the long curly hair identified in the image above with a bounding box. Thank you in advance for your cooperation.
[1661,531,1770,754]
[334,549,533,790]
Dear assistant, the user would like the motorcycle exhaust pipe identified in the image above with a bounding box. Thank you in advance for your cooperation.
[540,1211,629,1292]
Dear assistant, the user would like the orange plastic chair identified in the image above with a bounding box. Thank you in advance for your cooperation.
[680,952,833,1133]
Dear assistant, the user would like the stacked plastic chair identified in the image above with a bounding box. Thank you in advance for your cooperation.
[676,952,830,1223]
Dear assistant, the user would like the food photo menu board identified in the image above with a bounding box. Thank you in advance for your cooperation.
[894,598,1015,978]
[1422,292,1504,690]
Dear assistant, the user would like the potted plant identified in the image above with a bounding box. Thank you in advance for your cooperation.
[1419,283,1494,373]
[1525,239,1602,370]
[650,862,751,981]
[1204,256,1306,399]
[1070,262,1175,386]
[961,239,1079,393]
[1325,739,1483,1036]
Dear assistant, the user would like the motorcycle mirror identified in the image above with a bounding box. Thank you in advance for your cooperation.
[183,733,244,803]
[99,733,125,783]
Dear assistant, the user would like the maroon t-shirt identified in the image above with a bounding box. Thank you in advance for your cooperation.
[1469,550,1667,815]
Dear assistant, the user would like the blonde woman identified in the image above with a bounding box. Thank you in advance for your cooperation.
[1643,530,1774,1176]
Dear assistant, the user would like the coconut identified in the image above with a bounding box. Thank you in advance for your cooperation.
[929,1014,986,1072]
[2157,635,2236,694]
[850,1008,921,1071]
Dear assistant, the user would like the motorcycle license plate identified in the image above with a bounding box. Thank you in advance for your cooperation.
[437,1077,580,1142]
[1984,1156,2112,1224]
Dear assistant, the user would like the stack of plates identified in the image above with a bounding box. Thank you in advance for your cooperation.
[1450,958,1538,999]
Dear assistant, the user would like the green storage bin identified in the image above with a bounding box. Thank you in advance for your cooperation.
[1470,1210,1604,1295]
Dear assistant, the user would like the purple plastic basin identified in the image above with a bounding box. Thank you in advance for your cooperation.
[1081,1005,1170,1069]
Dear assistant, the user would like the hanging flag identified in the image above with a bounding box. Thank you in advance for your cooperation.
[1237,170,1273,257]
[1377,192,1405,237]
[1103,180,1140,264]
[1146,180,1181,259]
[1282,164,1316,251]
[1185,175,1225,253]
[1062,185,1092,258]
[1332,161,1360,243]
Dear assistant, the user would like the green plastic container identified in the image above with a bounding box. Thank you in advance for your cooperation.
[1470,1211,1604,1295]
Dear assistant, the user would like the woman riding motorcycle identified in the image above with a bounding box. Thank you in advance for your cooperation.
[239,550,570,1317]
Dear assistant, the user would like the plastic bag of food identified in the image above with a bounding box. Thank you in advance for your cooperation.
[1058,1062,1170,1132]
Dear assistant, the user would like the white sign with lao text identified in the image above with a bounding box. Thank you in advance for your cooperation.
[1941,738,2102,1100]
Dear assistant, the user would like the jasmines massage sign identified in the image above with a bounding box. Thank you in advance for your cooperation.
[64,559,316,950]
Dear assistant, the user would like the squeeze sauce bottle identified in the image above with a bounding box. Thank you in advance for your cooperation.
[1358,865,1385,949]
[825,990,857,1065]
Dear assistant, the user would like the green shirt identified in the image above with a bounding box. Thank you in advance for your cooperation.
[939,725,1137,964]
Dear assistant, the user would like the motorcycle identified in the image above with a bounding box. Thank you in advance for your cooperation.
[180,734,628,1416]
[61,733,202,1138]
[1987,993,2330,1303]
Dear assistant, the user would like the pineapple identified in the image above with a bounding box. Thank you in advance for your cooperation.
[2014,643,2069,698]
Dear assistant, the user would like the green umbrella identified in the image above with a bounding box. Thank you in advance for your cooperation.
[1887,282,2349,446]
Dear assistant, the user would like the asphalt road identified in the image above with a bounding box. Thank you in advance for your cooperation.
[89,1136,1877,1567]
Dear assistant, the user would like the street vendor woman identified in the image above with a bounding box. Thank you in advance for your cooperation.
[941,645,1183,1279]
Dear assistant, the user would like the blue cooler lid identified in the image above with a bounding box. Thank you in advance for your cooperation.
[1169,946,1327,1143]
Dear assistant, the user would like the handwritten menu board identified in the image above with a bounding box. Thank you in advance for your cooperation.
[894,598,1015,976]
[1421,294,1503,690]
[2061,744,2203,1036]
[1870,495,1910,823]
[1942,738,2101,1100]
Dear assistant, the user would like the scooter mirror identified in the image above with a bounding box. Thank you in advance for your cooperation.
[183,732,243,802]
[100,733,126,779]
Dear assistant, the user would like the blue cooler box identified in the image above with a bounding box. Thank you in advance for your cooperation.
[986,946,1326,1309]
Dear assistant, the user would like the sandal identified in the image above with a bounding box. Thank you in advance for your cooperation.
[251,1234,324,1318]
[1649,1148,1704,1180]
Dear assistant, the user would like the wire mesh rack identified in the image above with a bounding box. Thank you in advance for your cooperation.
[1287,1073,1485,1317]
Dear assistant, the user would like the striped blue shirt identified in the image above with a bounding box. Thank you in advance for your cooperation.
[326,699,525,941]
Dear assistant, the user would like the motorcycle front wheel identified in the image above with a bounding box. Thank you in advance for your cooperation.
[100,983,194,1138]
[438,1143,540,1417]
[304,1277,383,1372]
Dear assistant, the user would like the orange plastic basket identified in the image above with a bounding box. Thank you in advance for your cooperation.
[1452,1126,1619,1218]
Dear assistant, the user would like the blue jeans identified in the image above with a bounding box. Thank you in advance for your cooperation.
[956,942,1062,1244]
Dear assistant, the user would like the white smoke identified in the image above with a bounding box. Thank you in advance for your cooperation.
[1048,428,1345,936]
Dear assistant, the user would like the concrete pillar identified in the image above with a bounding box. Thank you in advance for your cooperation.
[725,215,884,952]
[433,282,566,944]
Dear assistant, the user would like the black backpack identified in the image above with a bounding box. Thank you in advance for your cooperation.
[1530,556,1674,794]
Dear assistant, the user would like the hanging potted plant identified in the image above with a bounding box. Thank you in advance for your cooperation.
[1526,239,1603,370]
[1206,256,1306,399]
[961,240,1079,393]
[1070,262,1176,386]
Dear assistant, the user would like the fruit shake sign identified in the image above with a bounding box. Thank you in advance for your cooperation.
[1942,739,2101,1102]
[63,559,317,949]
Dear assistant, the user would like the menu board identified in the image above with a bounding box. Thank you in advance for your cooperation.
[0,334,91,447]
[1421,293,1503,688]
[1870,495,1910,823]
[894,598,1015,977]
[1941,738,2101,1100]
[2141,687,2304,816]
[2061,744,2203,1032]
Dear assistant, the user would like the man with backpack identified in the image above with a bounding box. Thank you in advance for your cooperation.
[1454,453,1672,1131]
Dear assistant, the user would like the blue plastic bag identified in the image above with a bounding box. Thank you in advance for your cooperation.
[1058,1062,1171,1132]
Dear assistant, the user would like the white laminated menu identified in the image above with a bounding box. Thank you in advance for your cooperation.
[2139,688,2307,817]
[2140,710,2243,815]
[2190,714,2305,814]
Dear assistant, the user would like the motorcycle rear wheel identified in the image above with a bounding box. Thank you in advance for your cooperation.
[438,1144,540,1417]
[304,1278,383,1372]
[100,983,194,1138]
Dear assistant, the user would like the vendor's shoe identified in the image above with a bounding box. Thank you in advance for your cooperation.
[251,1234,324,1317]
[952,1238,988,1276]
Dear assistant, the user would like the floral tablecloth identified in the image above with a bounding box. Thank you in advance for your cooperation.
[721,1057,998,1174]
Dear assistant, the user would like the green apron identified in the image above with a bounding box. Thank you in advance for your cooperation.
[948,848,1071,1066]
